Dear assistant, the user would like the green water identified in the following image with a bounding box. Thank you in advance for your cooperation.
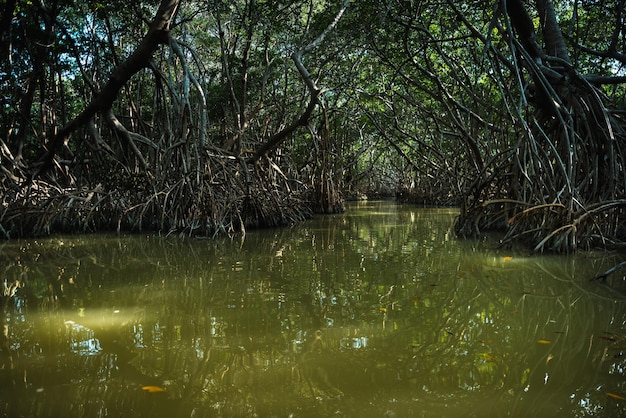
[1,201,625,417]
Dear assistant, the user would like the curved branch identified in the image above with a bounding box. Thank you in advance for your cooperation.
[103,109,149,171]
[248,0,349,163]
[576,42,626,67]
[31,0,180,180]
[248,92,320,163]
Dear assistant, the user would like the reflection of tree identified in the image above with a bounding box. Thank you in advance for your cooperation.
[0,204,625,416]
[0,279,19,377]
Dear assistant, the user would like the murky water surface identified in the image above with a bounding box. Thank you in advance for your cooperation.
[1,201,625,417]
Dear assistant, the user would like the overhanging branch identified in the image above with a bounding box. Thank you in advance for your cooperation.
[248,0,349,163]
[30,0,180,181]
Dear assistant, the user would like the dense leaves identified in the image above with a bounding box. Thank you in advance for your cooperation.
[0,0,625,251]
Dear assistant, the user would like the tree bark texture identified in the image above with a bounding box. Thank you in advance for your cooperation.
[536,0,571,63]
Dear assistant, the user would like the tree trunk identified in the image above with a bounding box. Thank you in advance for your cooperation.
[32,0,181,180]
[536,0,571,63]
[456,0,626,252]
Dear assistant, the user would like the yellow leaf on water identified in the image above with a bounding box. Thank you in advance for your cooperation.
[607,392,626,400]
[536,339,552,345]
[503,256,513,261]
[142,386,165,393]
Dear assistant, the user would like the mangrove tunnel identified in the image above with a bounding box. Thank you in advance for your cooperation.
[1,2,626,245]
[2,1,626,416]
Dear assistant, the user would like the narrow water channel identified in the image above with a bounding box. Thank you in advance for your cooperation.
[1,201,625,417]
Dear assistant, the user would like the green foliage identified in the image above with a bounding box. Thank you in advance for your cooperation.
[1,0,625,245]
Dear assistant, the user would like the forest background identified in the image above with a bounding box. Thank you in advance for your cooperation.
[1,0,625,253]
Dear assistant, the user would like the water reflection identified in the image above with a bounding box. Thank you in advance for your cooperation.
[0,201,625,417]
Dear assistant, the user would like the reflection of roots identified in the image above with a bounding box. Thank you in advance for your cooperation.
[296,356,344,398]
[296,330,344,398]
[0,324,14,371]
[219,353,253,388]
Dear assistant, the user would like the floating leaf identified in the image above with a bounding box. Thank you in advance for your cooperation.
[142,386,165,393]
[599,336,617,342]
[503,256,513,261]
[607,392,626,400]
[536,339,552,345]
